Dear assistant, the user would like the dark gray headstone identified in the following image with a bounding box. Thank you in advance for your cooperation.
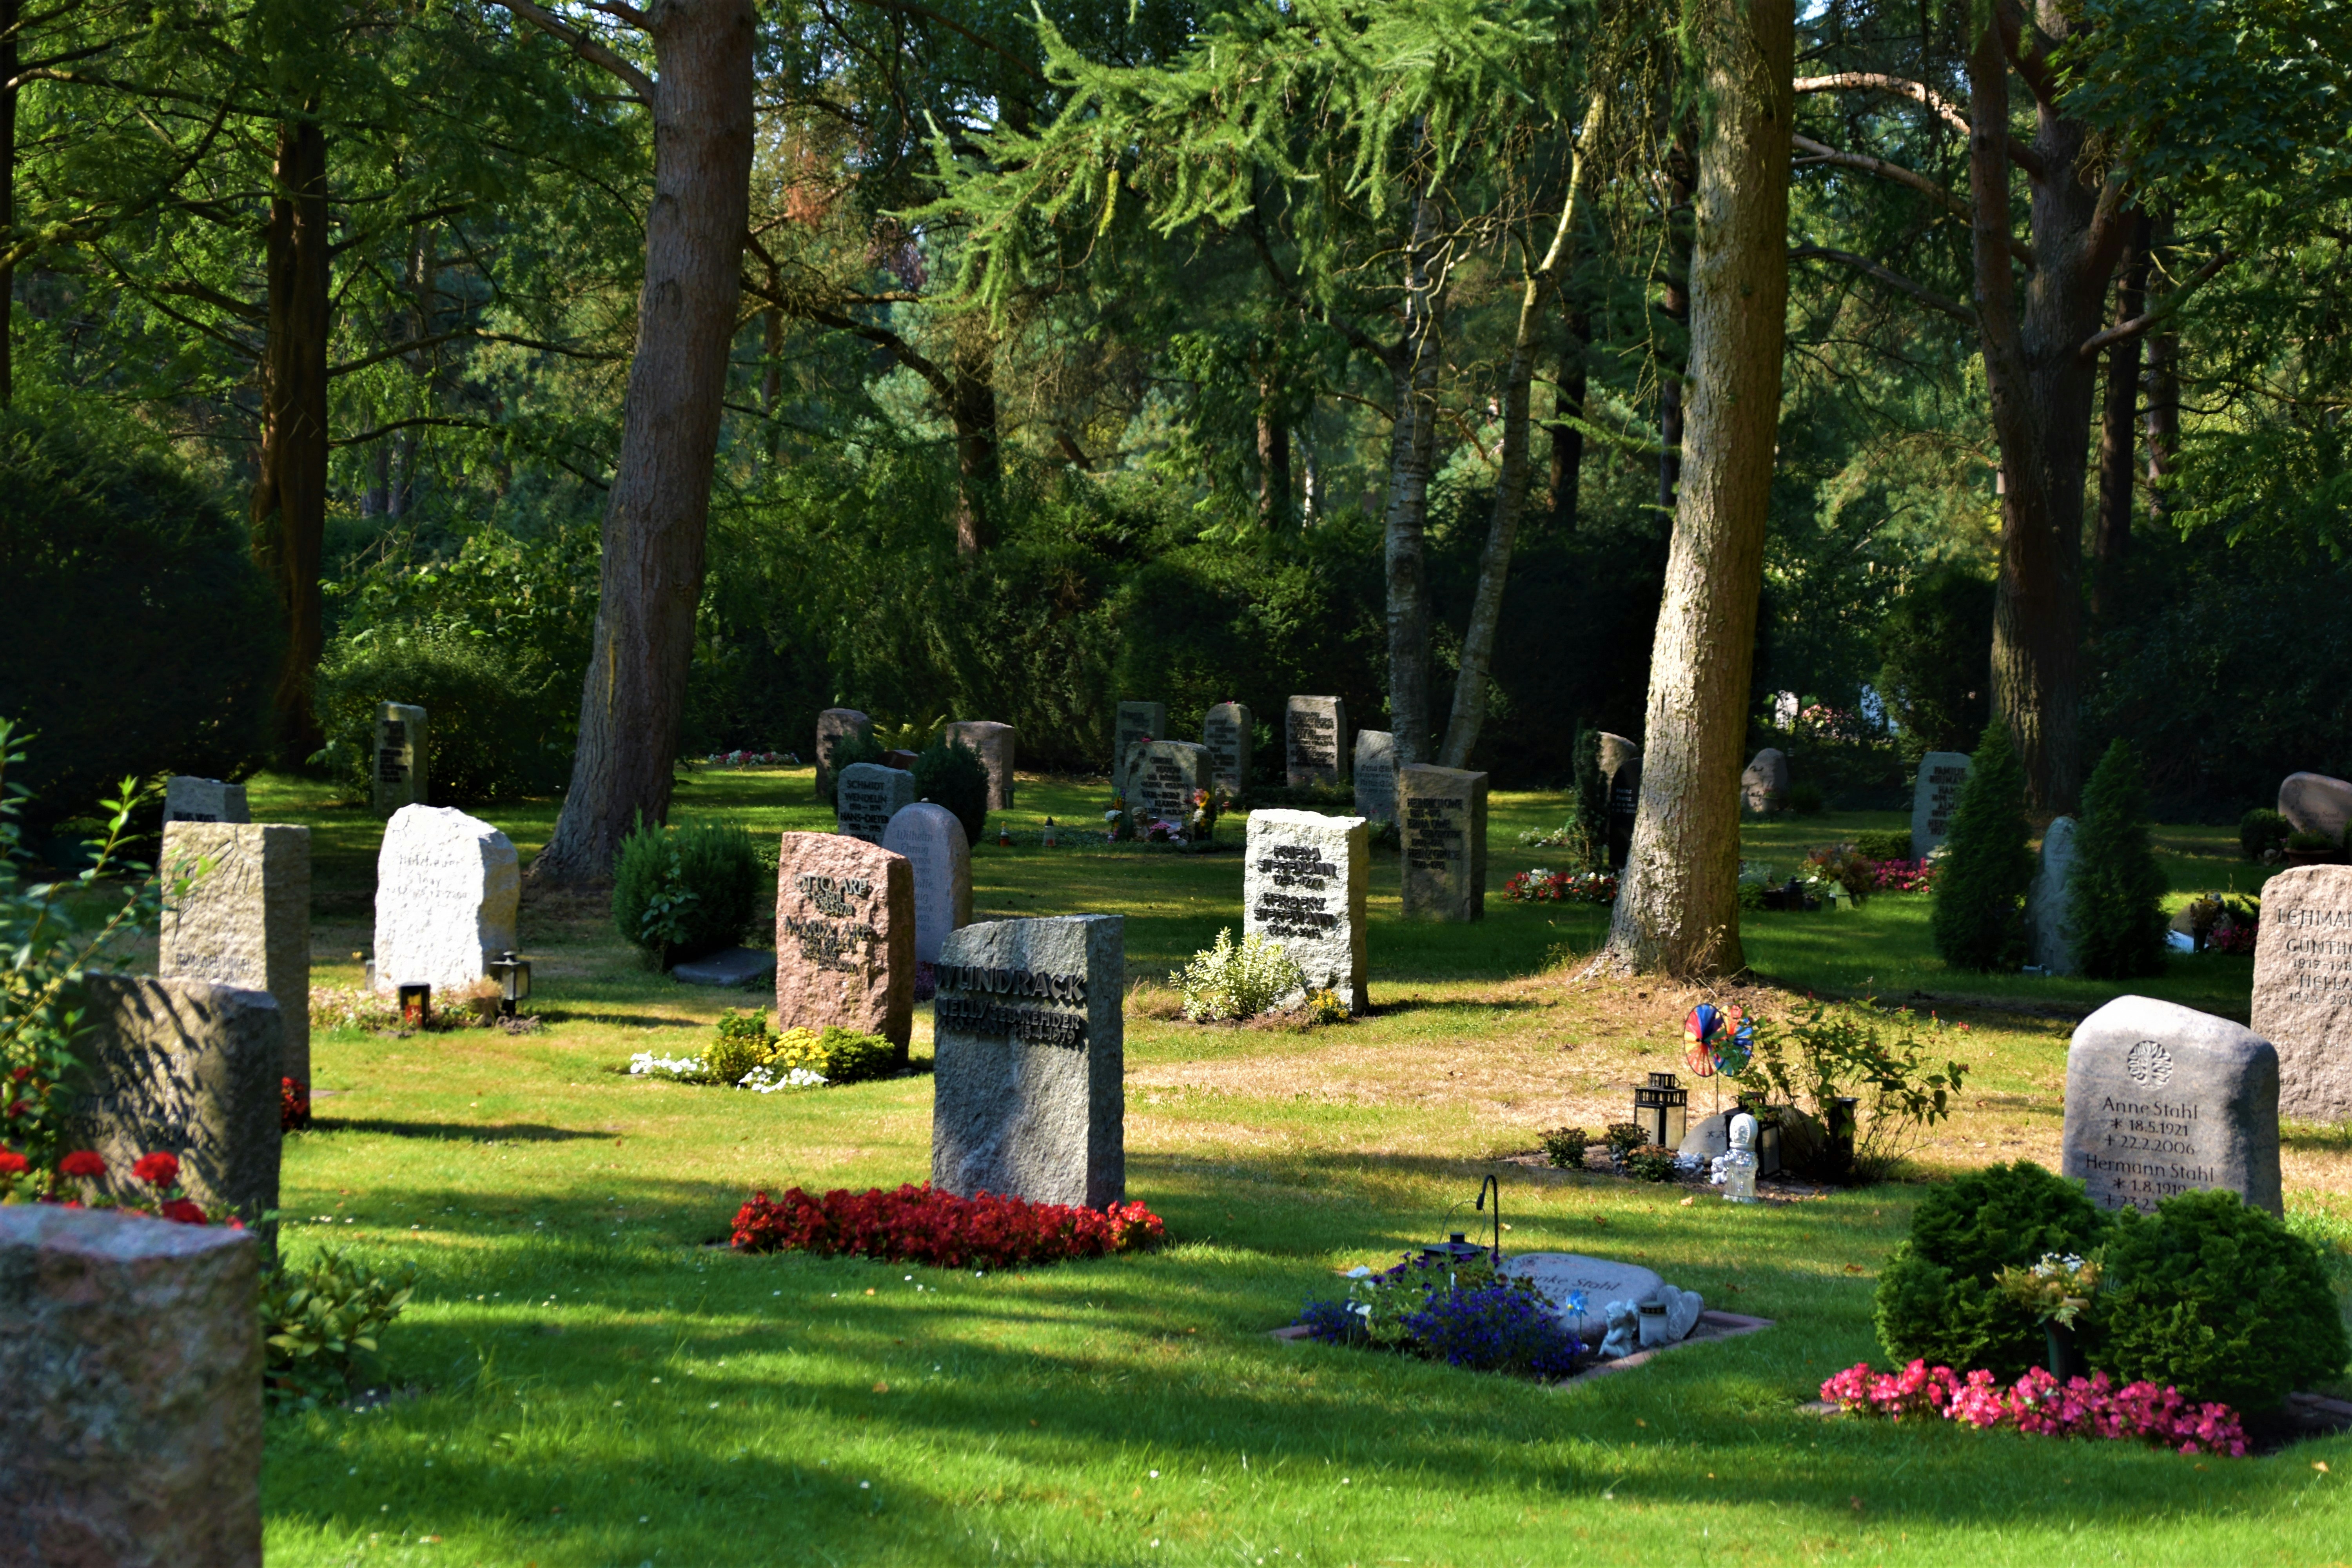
[1131,740,1212,834]
[1911,751,1972,857]
[372,702,426,815]
[2279,771,2352,842]
[2061,994,2281,1216]
[158,822,312,1087]
[1606,754,1642,873]
[163,776,249,826]
[943,720,1016,811]
[1203,702,1252,798]
[1285,696,1347,787]
[2250,863,2352,1122]
[1244,809,1368,1013]
[1399,764,1488,921]
[2029,815,2079,976]
[814,708,872,800]
[931,915,1124,1208]
[1353,730,1398,824]
[835,762,916,843]
[1114,701,1167,797]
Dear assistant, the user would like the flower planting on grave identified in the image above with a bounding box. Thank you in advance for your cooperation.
[631,1010,902,1090]
[1172,927,1305,1021]
[1296,1252,1583,1381]
[731,1183,1164,1269]
[281,1077,312,1131]
[1503,866,1617,904]
[701,750,797,768]
[1,1144,247,1225]
[1821,1359,2249,1456]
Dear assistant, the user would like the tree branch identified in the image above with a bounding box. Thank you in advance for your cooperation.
[2076,250,2234,359]
[1794,72,1969,134]
[1793,131,2035,269]
[331,415,502,448]
[843,0,1043,83]
[1996,0,2061,106]
[1792,244,1975,323]
[487,0,654,103]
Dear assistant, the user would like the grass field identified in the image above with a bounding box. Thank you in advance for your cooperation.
[227,767,2351,1565]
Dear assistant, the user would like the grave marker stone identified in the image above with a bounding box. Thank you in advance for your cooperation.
[163,775,249,826]
[944,720,1017,811]
[158,822,312,1086]
[1501,1252,1666,1346]
[882,802,972,967]
[931,914,1124,1208]
[1244,809,1368,1012]
[835,762,916,843]
[2279,771,2352,843]
[372,702,426,814]
[1399,764,1488,921]
[1203,702,1252,798]
[1114,701,1167,797]
[1606,751,1642,872]
[0,1205,263,1567]
[1130,740,1212,834]
[66,975,283,1225]
[2250,864,2352,1122]
[1740,748,1789,813]
[2029,815,2080,976]
[814,708,873,800]
[1285,696,1347,787]
[2061,994,2281,1214]
[1353,730,1398,824]
[774,833,915,1049]
[1911,751,1973,856]
[1597,731,1641,784]
[371,805,519,998]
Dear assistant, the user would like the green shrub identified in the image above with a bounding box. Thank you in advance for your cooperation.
[1172,928,1305,1021]
[1730,1000,1967,1181]
[1570,728,1609,870]
[2069,739,2169,980]
[2287,829,2339,853]
[766,1024,904,1083]
[2098,1189,2350,1411]
[707,1007,777,1085]
[911,737,990,845]
[1931,722,2034,971]
[1855,829,1913,863]
[1621,1145,1677,1182]
[1873,1161,2110,1378]
[261,1249,417,1410]
[2238,808,2289,862]
[314,632,563,806]
[1788,781,1826,815]
[1539,1127,1592,1169]
[612,817,763,966]
[1603,1122,1650,1159]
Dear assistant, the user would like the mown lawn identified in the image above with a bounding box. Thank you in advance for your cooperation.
[237,767,2350,1566]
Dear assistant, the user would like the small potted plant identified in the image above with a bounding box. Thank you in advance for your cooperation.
[2283,828,2347,867]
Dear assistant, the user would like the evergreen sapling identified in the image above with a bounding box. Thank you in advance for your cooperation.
[2069,739,2169,979]
[1931,722,2033,971]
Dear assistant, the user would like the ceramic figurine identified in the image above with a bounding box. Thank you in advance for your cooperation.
[1597,1299,1640,1358]
[1722,1112,1760,1204]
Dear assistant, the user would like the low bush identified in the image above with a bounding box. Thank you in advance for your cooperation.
[1539,1127,1592,1169]
[911,737,991,845]
[1503,867,1618,904]
[1855,829,1914,863]
[1931,722,2034,970]
[2069,739,2169,980]
[1731,1000,1968,1181]
[643,1012,904,1089]
[611,816,763,966]
[1620,1145,1677,1182]
[2238,808,2289,862]
[261,1249,418,1410]
[730,1183,1164,1268]
[1602,1122,1650,1160]
[2286,829,2340,853]
[1172,928,1304,1021]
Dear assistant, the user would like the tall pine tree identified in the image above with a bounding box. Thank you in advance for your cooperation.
[1931,721,2034,971]
[2069,739,2169,979]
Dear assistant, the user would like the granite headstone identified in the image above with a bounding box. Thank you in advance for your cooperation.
[372,702,426,814]
[1911,751,1973,857]
[1596,731,1641,786]
[774,832,915,1050]
[1399,764,1488,921]
[158,821,312,1086]
[1114,701,1167,797]
[2250,864,2352,1122]
[2029,815,2080,976]
[814,708,873,801]
[1353,730,1398,824]
[1244,809,1368,1013]
[1740,748,1789,813]
[944,720,1017,811]
[1500,1252,1666,1348]
[1285,696,1347,787]
[371,804,519,998]
[881,802,972,967]
[835,762,916,843]
[162,775,249,826]
[931,914,1125,1209]
[2279,771,2352,843]
[1606,751,1642,873]
[1131,739,1212,834]
[2061,994,2281,1215]
[1203,702,1252,798]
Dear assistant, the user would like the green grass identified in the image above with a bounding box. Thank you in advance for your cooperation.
[235,768,2349,1564]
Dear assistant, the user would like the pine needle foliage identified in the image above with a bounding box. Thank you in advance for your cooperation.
[1930,722,2034,972]
[2068,739,2169,980]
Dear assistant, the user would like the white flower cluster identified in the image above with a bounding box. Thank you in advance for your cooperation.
[627,1051,708,1079]
[738,1064,828,1094]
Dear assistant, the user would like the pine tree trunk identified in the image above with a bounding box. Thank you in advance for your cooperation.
[2091,213,2150,622]
[1380,180,1444,764]
[530,0,756,884]
[1655,121,1696,519]
[1257,407,1290,524]
[250,112,332,765]
[1549,307,1588,532]
[1602,0,1793,977]
[950,353,999,554]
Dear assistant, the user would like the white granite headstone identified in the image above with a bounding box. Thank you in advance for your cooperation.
[1244,809,1368,1013]
[370,805,519,998]
[882,802,972,967]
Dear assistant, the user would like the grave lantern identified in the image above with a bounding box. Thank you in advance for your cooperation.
[397,983,431,1027]
[1633,1071,1687,1150]
[488,950,532,1017]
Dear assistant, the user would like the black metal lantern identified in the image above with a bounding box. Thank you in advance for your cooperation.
[1826,1096,1860,1181]
[1633,1071,1688,1150]
[397,983,431,1027]
[488,951,532,1017]
[1420,1231,1487,1269]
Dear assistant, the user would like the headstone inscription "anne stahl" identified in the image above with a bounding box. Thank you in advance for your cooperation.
[2060,994,2281,1215]
[1243,809,1368,1012]
[773,833,915,1050]
[1399,764,1488,921]
[931,915,1124,1209]
[1285,696,1347,788]
[2250,863,2352,1122]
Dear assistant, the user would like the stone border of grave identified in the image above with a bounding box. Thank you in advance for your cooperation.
[1266,1310,1775,1384]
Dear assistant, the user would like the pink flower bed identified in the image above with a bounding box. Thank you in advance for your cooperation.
[1822,1359,2247,1455]
[1871,858,1936,893]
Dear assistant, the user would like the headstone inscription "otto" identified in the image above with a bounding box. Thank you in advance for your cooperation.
[1203,702,1252,798]
[2250,864,2352,1122]
[1911,751,1973,857]
[1243,809,1368,1013]
[372,702,426,814]
[773,833,914,1050]
[1130,740,1211,833]
[1353,730,1398,824]
[1399,764,1489,921]
[158,821,312,1086]
[1285,696,1347,788]
[834,762,916,843]
[931,915,1125,1209]
[1114,701,1167,797]
[2060,994,2281,1216]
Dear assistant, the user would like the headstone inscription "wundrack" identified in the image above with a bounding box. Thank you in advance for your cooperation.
[2060,994,2281,1216]
[931,915,1125,1209]
[1285,696,1347,788]
[1911,751,1972,857]
[159,821,312,1086]
[1353,730,1398,824]
[834,762,915,843]
[372,702,426,814]
[774,833,914,1049]
[1203,702,1252,798]
[2250,863,2352,1122]
[1244,809,1368,1013]
[1399,764,1488,921]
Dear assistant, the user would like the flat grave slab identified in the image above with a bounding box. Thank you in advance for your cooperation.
[672,947,777,988]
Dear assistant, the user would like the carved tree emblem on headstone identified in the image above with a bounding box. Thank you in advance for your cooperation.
[2125,1039,2175,1087]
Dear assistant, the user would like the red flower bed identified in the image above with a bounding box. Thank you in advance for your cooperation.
[731,1182,1164,1269]
[282,1076,312,1132]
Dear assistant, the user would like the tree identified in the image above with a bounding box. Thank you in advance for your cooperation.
[2069,738,2167,979]
[1600,0,1793,976]
[1930,721,2033,971]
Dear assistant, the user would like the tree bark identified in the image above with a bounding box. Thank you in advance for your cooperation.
[1,0,18,408]
[2142,211,2179,529]
[1602,0,1793,977]
[530,0,757,884]
[1379,176,1444,764]
[2091,211,2150,621]
[250,111,332,765]
[1655,119,1696,519]
[1256,405,1290,524]
[1438,91,1605,770]
[1549,305,1588,532]
[949,350,998,554]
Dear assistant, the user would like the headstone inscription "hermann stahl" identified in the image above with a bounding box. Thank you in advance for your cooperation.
[1243,809,1368,1012]
[2060,994,2281,1216]
[773,833,914,1050]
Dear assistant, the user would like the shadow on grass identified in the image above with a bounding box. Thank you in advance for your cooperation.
[310,1118,611,1143]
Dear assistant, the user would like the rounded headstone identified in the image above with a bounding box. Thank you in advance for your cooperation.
[2061,994,2282,1215]
[2029,815,2080,976]
[882,802,972,967]
[2250,863,2352,1122]
[2279,771,2352,843]
[1740,748,1790,813]
[1500,1253,1666,1346]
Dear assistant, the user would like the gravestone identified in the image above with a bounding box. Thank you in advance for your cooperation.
[1114,701,1167,797]
[1740,748,1789,813]
[1606,751,1642,872]
[1911,751,1973,857]
[66,975,283,1226]
[881,748,922,771]
[2061,994,2282,1214]
[1596,731,1641,785]
[158,822,312,1087]
[0,1205,263,1567]
[942,721,1016,811]
[1285,696,1347,787]
[931,914,1124,1209]
[162,775,249,826]
[2279,771,2352,843]
[371,804,520,998]
[835,762,916,843]
[1353,730,1399,824]
[2029,815,2080,976]
[774,833,915,1049]
[1399,764,1488,921]
[882,802,972,967]
[1244,809,1369,1012]
[1500,1253,1666,1348]
[813,708,873,801]
[2250,864,2352,1122]
[1130,740,1212,834]
[372,702,426,814]
[1203,702,1252,798]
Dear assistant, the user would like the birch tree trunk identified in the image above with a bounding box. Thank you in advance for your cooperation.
[530,0,756,882]
[1602,0,1793,977]
[1379,179,1444,764]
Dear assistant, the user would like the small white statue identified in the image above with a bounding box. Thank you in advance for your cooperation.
[1721,1112,1760,1204]
[1597,1299,1640,1359]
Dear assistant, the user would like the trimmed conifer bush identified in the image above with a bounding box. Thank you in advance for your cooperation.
[912,737,990,846]
[1930,722,2034,970]
[612,816,763,967]
[2069,739,2169,979]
